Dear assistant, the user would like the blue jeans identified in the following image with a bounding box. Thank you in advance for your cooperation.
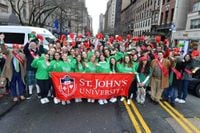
[10,71,24,97]
[163,86,176,104]
[178,80,189,100]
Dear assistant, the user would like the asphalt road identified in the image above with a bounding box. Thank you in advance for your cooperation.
[0,96,134,133]
[0,93,200,133]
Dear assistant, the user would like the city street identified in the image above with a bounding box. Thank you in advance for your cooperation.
[0,92,200,133]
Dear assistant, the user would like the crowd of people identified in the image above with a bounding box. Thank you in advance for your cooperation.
[0,32,200,107]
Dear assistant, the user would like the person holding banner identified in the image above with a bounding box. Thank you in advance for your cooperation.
[2,44,26,102]
[49,52,63,104]
[150,51,171,104]
[118,55,137,104]
[109,57,118,103]
[74,54,85,103]
[96,54,110,105]
[31,54,51,104]
[85,54,97,103]
[60,53,73,105]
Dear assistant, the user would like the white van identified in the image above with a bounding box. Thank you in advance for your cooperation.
[0,26,56,49]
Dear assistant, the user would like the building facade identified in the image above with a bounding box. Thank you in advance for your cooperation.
[98,13,105,33]
[119,0,161,36]
[173,0,200,48]
[157,0,191,41]
[104,0,117,34]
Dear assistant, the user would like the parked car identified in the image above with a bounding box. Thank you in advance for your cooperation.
[188,67,200,97]
[0,26,56,49]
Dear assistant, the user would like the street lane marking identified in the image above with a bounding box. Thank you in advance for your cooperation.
[159,101,192,133]
[163,101,200,132]
[130,100,151,133]
[123,100,142,133]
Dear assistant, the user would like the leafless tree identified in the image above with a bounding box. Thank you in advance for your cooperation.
[8,0,58,27]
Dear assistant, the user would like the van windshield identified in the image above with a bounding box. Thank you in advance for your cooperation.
[3,33,25,45]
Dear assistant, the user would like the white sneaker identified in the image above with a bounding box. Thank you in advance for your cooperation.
[54,97,60,104]
[44,98,49,103]
[66,100,71,104]
[110,98,117,103]
[175,98,180,103]
[61,101,66,105]
[103,99,108,104]
[91,99,95,103]
[179,99,186,104]
[127,99,131,105]
[120,97,125,102]
[98,100,104,105]
[87,99,91,103]
[40,98,46,104]
[75,99,79,103]
[78,98,82,102]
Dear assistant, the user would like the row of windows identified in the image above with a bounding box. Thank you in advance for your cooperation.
[193,2,200,12]
[134,29,151,36]
[135,0,160,13]
[135,19,151,29]
[135,11,151,21]
[160,8,174,24]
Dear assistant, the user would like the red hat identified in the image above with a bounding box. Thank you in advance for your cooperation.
[173,48,180,53]
[140,56,148,61]
[12,44,20,49]
[191,50,199,57]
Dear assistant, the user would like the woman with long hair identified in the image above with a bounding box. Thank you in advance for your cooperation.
[49,52,63,104]
[96,54,110,105]
[136,56,151,104]
[175,53,193,104]
[31,53,51,104]
[60,53,73,105]
[109,57,118,103]
[85,54,97,103]
[117,55,137,104]
[74,54,85,103]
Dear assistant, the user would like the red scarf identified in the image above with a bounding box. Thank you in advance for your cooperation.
[156,59,169,77]
[171,67,182,80]
[12,51,24,65]
[184,68,192,75]
[29,50,36,58]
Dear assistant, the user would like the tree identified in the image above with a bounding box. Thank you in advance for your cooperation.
[8,0,58,27]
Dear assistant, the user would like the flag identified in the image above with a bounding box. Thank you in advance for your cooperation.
[51,72,134,100]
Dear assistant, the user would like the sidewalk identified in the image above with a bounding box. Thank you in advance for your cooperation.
[0,95,18,118]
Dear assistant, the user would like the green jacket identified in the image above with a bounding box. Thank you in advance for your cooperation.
[75,62,85,72]
[136,69,152,86]
[85,62,96,73]
[117,63,137,73]
[49,60,63,72]
[31,58,50,80]
[97,61,110,73]
[61,61,73,72]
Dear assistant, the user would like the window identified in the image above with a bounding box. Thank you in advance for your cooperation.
[193,2,200,12]
[163,0,165,5]
[3,33,25,44]
[191,19,200,29]
[165,11,169,24]
[160,12,163,24]
[171,8,174,22]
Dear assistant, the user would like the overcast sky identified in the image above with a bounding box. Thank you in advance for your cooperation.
[86,0,109,35]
